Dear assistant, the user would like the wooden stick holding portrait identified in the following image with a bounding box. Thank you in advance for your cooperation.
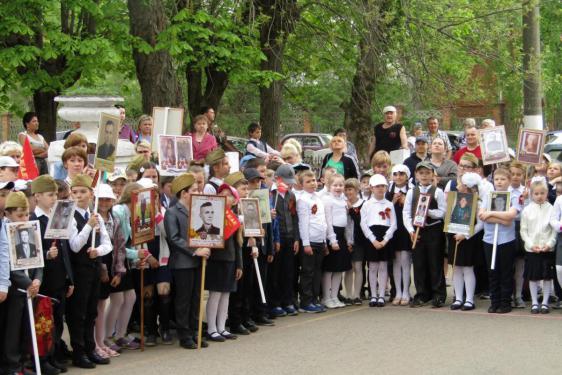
[411,194,431,249]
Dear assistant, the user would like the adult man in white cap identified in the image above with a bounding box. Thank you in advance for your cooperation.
[368,105,408,161]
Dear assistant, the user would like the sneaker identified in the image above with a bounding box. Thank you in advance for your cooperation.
[315,303,327,312]
[335,299,346,308]
[353,298,363,305]
[115,337,140,350]
[145,334,157,347]
[513,298,525,308]
[160,329,173,345]
[270,307,287,318]
[283,305,298,316]
[299,303,322,313]
[323,299,338,309]
[343,298,353,306]
[104,339,122,353]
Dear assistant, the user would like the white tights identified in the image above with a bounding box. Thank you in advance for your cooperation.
[514,258,525,300]
[206,291,230,334]
[368,261,387,299]
[556,266,562,293]
[106,290,136,339]
[392,251,411,300]
[452,266,476,304]
[344,262,364,299]
[322,272,343,301]
[529,280,551,305]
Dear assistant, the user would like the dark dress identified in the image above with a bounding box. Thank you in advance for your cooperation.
[323,226,352,272]
[348,202,368,262]
[386,183,411,252]
[448,231,482,267]
[365,225,392,262]
[525,252,556,281]
[206,236,242,293]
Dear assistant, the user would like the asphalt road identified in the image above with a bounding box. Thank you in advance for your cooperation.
[70,300,562,375]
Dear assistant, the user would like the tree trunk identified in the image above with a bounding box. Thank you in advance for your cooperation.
[186,65,229,123]
[128,0,183,115]
[257,0,299,146]
[33,90,59,142]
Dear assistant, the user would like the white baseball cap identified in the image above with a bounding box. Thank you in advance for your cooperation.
[96,184,116,200]
[382,106,397,114]
[369,174,388,187]
[0,156,19,168]
[391,164,411,179]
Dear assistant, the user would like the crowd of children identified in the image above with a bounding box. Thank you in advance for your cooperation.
[2,121,562,375]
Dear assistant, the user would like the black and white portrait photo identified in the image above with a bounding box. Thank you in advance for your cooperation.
[516,128,545,165]
[479,126,510,165]
[7,221,44,271]
[188,195,226,249]
[240,198,262,237]
[489,191,510,212]
[45,200,76,239]
[95,112,121,172]
[413,194,431,227]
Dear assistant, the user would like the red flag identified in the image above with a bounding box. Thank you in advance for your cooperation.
[18,137,39,180]
[32,296,55,357]
[223,207,241,240]
[276,177,288,194]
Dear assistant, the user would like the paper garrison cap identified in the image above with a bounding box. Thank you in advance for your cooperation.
[31,175,58,194]
[127,155,146,173]
[224,171,247,187]
[205,148,226,166]
[5,191,29,210]
[171,173,195,195]
[70,174,93,190]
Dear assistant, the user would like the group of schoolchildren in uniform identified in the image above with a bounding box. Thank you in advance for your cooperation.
[2,121,562,375]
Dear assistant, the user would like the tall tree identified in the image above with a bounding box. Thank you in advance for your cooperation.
[127,0,183,115]
[0,0,126,141]
[257,0,299,145]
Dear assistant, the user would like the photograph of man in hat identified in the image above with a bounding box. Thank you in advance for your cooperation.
[195,202,220,239]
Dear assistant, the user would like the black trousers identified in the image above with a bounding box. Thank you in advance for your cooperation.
[268,237,296,307]
[252,254,269,319]
[228,250,253,326]
[66,265,99,357]
[1,292,26,372]
[412,224,446,302]
[299,242,325,307]
[171,268,201,340]
[484,241,515,308]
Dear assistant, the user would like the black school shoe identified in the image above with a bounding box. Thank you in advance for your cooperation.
[179,338,197,349]
[432,298,445,308]
[254,316,275,326]
[410,298,428,308]
[487,305,498,313]
[87,352,110,365]
[38,360,61,375]
[496,305,512,314]
[72,355,96,369]
[49,358,68,373]
[230,324,251,335]
[243,320,259,333]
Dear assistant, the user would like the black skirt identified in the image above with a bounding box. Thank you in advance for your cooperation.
[556,233,562,266]
[447,231,482,267]
[206,260,237,293]
[525,252,555,281]
[365,225,391,262]
[99,281,111,300]
[323,226,352,272]
[110,262,135,293]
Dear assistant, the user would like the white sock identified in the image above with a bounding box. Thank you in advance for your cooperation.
[393,253,402,300]
[217,292,230,333]
[514,258,525,300]
[353,262,363,299]
[206,291,221,334]
[377,261,388,299]
[400,251,411,299]
[452,267,464,302]
[368,262,379,298]
[344,270,353,299]
[542,280,551,305]
[529,281,539,306]
[464,266,476,304]
[331,272,343,301]
[322,272,333,302]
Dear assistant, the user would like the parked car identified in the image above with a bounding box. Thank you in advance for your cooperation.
[279,133,332,152]
[444,130,463,154]
[544,130,562,162]
[226,136,247,155]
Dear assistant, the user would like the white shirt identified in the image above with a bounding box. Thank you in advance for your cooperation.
[550,195,562,233]
[521,201,556,252]
[34,206,50,220]
[360,198,397,242]
[297,191,328,246]
[69,207,112,256]
[246,138,281,158]
[322,193,351,245]
[509,184,527,220]
[403,184,446,233]
[203,177,223,195]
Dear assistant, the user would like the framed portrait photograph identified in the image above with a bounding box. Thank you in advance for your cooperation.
[152,107,184,152]
[159,135,177,171]
[516,128,546,165]
[249,189,272,224]
[479,126,510,165]
[413,194,431,227]
[240,198,263,237]
[131,188,156,246]
[175,136,193,170]
[44,200,76,239]
[94,112,121,172]
[444,192,478,236]
[7,221,44,271]
[488,191,511,212]
[188,194,226,249]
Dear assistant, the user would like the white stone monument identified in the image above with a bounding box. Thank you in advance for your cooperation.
[49,95,136,174]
